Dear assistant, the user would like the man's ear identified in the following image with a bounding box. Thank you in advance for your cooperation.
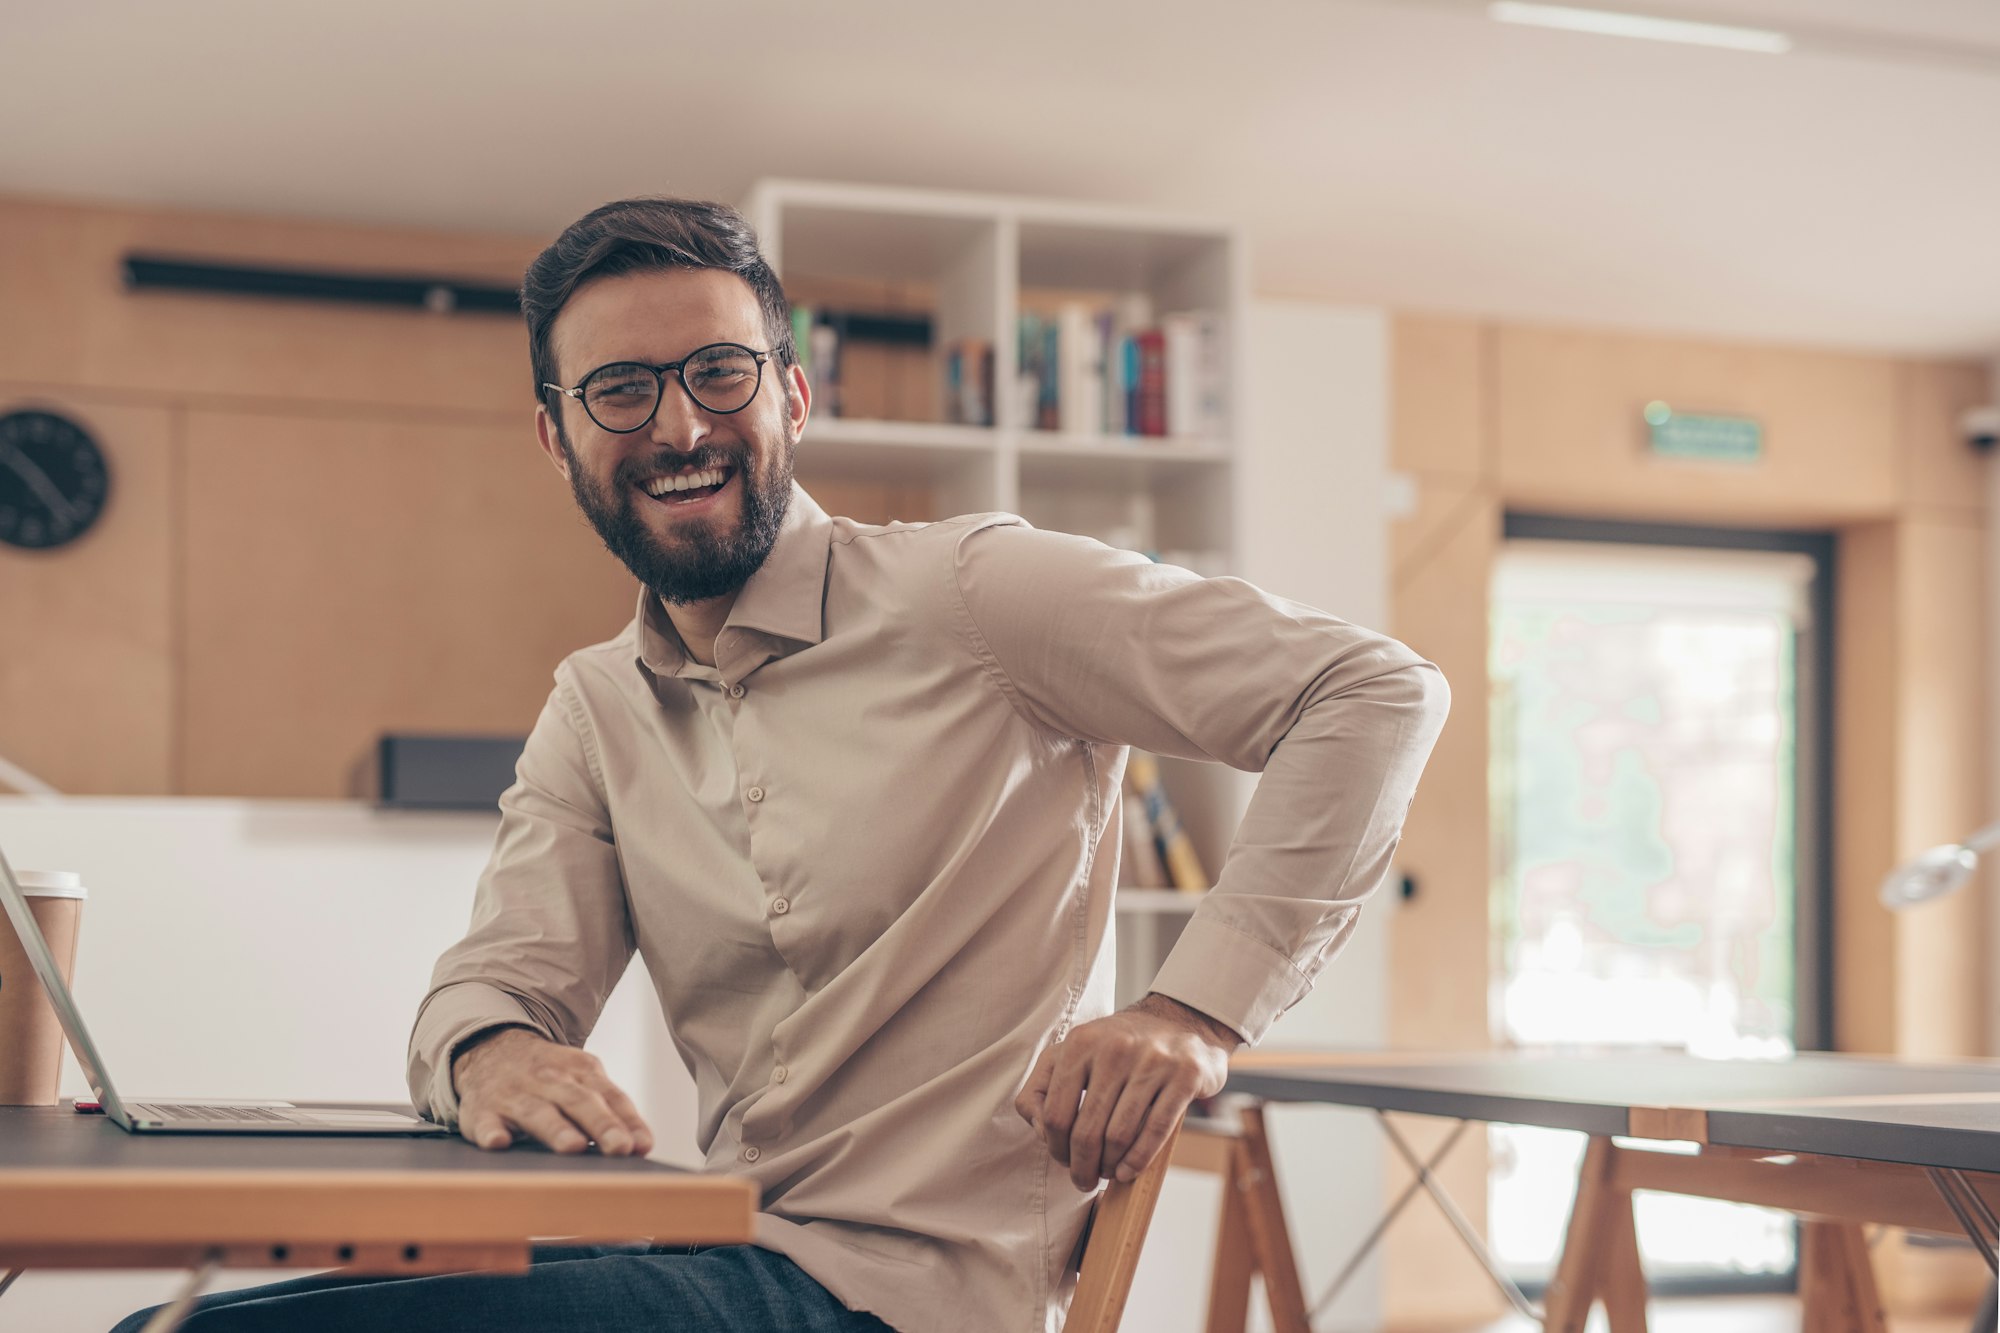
[785,362,811,443]
[535,405,572,481]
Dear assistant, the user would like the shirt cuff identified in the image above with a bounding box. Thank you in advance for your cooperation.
[408,982,553,1126]
[1147,913,1326,1047]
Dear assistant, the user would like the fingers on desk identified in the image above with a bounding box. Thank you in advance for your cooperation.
[463,1079,654,1157]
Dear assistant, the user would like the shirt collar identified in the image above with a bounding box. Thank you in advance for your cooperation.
[635,482,833,681]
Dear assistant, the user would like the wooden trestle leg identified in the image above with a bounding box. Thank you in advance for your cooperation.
[1798,1221,1886,1333]
[1544,1136,1650,1333]
[1182,1104,1312,1333]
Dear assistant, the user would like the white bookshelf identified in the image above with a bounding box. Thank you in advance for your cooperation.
[743,178,1245,556]
[744,179,1249,989]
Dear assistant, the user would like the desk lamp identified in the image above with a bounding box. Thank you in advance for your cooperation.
[1878,822,2000,908]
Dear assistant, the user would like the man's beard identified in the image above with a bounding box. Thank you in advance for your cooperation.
[559,422,795,605]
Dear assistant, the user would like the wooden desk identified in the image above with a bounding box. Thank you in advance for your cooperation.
[0,1103,755,1280]
[1223,1050,2000,1333]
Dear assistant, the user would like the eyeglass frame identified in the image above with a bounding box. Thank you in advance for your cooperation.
[541,342,776,434]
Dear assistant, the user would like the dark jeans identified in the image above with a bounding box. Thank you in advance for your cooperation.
[110,1243,894,1333]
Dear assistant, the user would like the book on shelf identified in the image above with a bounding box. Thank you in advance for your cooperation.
[1119,792,1171,889]
[1057,303,1102,437]
[1015,304,1226,443]
[792,305,845,419]
[1132,328,1166,438]
[1124,750,1207,893]
[940,337,994,427]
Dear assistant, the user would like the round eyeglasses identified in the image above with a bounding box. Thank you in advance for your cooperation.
[544,343,773,434]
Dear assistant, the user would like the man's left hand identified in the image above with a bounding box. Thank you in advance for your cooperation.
[1015,993,1241,1192]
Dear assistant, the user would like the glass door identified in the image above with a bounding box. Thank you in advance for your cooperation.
[1488,520,1831,1289]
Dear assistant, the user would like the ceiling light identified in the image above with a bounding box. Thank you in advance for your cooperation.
[1490,2,1794,55]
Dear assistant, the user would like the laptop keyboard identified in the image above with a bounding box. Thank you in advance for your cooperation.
[131,1103,298,1123]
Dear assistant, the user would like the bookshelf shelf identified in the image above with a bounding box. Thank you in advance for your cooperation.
[1016,435,1230,492]
[1017,432,1227,458]
[809,418,999,453]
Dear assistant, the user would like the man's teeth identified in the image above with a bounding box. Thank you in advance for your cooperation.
[642,468,728,497]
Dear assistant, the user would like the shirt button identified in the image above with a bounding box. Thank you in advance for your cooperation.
[742,1145,761,1163]
[771,897,790,916]
[729,684,745,699]
[746,786,765,803]
[773,1065,788,1084]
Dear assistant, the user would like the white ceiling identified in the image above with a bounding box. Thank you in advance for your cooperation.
[4,0,1998,356]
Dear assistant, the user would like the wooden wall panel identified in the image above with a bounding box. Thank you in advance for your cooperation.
[1390,314,1486,480]
[0,197,540,416]
[800,478,937,527]
[1494,325,1902,525]
[1899,360,1993,518]
[1831,514,1988,1061]
[0,387,174,795]
[1894,515,1988,1059]
[1835,523,1898,1056]
[179,410,635,797]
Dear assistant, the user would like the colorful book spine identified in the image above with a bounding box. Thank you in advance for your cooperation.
[1134,330,1167,437]
[941,338,994,426]
[1122,335,1141,435]
[1125,750,1207,893]
[790,306,815,373]
[1119,792,1171,888]
[1015,304,1222,441]
[1042,312,1061,429]
[808,319,842,419]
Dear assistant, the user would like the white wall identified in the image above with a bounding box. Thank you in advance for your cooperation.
[1122,300,1395,1333]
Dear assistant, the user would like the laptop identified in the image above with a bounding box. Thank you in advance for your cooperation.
[0,841,451,1136]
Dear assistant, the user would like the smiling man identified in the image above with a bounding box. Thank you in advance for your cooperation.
[114,197,1447,1333]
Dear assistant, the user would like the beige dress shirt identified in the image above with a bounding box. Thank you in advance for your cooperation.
[408,483,1448,1333]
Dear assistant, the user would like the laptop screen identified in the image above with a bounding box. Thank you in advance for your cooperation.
[0,844,126,1120]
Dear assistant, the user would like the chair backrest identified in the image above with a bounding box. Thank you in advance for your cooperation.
[1061,1123,1182,1333]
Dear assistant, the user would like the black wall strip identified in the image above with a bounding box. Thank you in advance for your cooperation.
[122,255,523,315]
[122,254,940,346]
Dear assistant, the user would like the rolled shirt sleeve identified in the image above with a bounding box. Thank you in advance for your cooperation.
[951,519,1449,1045]
[406,669,637,1125]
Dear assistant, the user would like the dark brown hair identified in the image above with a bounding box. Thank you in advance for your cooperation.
[522,197,795,408]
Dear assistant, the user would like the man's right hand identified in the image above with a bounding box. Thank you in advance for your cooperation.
[450,1026,655,1157]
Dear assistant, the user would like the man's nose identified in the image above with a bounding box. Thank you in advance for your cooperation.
[647,378,710,452]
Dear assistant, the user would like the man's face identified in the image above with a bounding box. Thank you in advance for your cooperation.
[537,267,809,605]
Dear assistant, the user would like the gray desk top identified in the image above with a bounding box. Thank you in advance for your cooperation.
[1225,1051,2000,1166]
[0,1103,689,1176]
[1707,1099,2000,1174]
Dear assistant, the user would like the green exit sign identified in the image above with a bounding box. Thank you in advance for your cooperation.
[1645,402,1762,462]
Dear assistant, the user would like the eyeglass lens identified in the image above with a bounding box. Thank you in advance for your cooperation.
[580,345,764,431]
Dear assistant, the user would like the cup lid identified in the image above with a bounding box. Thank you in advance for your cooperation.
[16,870,86,898]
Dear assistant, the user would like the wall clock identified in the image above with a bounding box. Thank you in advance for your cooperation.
[0,410,110,550]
